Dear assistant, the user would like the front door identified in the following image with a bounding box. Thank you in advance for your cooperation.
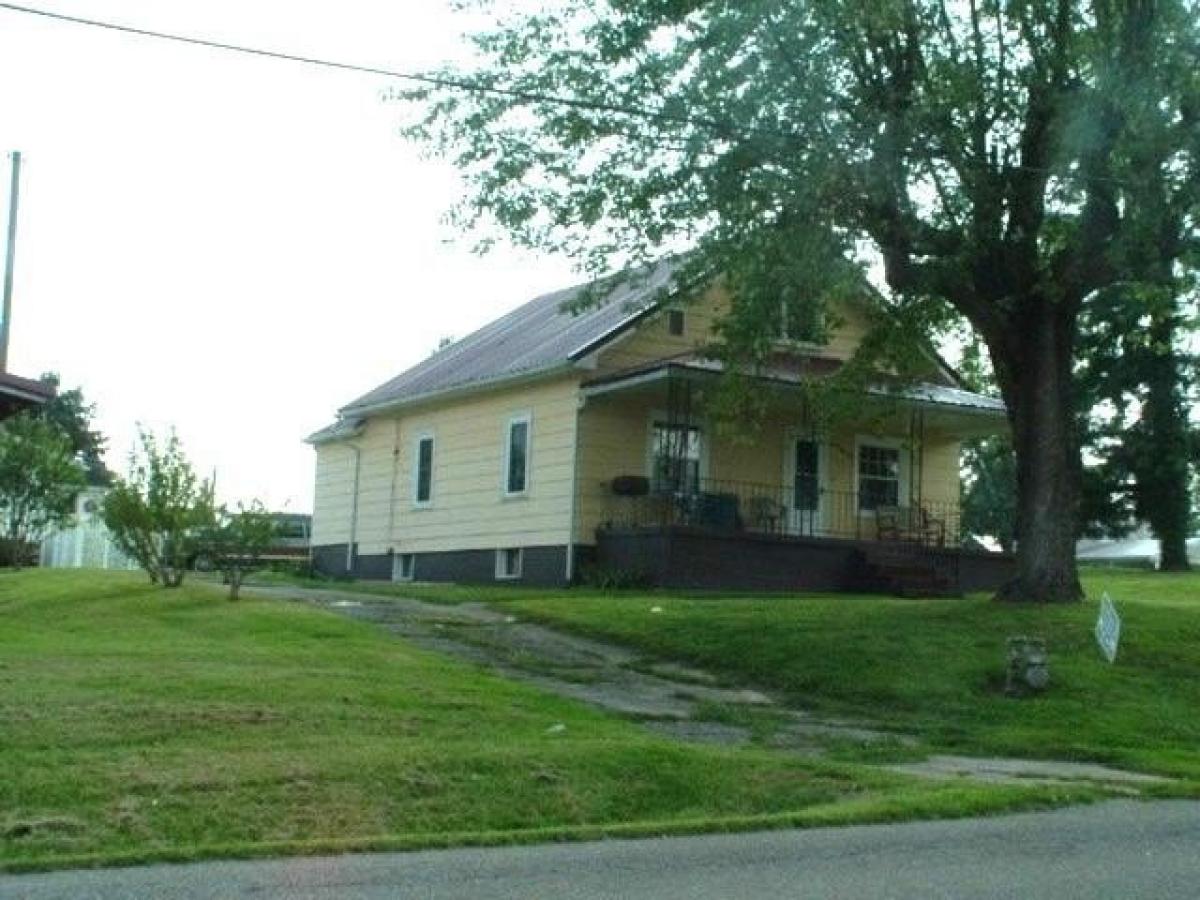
[789,438,823,535]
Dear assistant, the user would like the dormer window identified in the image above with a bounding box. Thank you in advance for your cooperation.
[776,298,823,345]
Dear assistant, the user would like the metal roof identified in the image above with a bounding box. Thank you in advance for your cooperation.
[879,382,1007,414]
[337,260,678,417]
[581,357,1007,416]
[310,258,1002,442]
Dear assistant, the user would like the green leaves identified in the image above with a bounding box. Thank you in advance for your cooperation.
[197,501,276,600]
[102,428,214,588]
[0,414,86,567]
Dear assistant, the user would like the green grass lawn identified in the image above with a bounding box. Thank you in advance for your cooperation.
[461,570,1200,781]
[1,570,1090,873]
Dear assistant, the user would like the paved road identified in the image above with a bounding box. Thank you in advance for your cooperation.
[5,800,1199,899]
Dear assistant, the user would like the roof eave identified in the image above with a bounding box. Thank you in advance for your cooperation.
[567,303,661,361]
[306,422,365,446]
[581,361,1008,417]
[338,362,578,419]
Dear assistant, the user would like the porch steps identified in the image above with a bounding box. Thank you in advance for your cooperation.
[849,547,961,598]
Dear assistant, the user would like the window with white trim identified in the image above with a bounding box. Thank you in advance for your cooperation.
[393,553,415,582]
[858,444,901,510]
[413,434,434,506]
[651,422,701,492]
[495,547,523,580]
[504,414,531,495]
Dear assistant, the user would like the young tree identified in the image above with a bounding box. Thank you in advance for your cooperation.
[103,428,214,588]
[0,414,85,568]
[36,373,113,486]
[405,1,1200,601]
[198,502,276,601]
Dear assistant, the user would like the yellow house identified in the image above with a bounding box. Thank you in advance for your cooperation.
[308,263,1013,594]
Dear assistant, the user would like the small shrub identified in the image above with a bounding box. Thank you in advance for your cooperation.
[102,428,214,588]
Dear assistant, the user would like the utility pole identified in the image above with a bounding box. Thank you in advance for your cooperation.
[0,150,22,373]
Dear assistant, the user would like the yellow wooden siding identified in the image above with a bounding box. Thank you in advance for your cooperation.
[592,287,727,374]
[573,395,962,544]
[917,437,961,507]
[351,418,401,556]
[575,395,655,540]
[591,286,874,376]
[388,376,581,553]
[821,303,872,360]
[310,443,356,546]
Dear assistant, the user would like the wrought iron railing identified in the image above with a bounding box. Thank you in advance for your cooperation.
[597,477,961,547]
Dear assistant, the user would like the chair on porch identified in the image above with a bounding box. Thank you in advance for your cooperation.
[875,505,947,546]
[746,496,785,534]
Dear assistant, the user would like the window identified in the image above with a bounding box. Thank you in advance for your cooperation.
[667,309,685,336]
[776,298,823,344]
[504,415,531,495]
[651,422,701,492]
[858,444,901,511]
[414,434,434,506]
[393,553,415,582]
[793,439,820,511]
[496,547,523,580]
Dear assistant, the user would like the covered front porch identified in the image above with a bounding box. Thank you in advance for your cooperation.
[573,360,1013,594]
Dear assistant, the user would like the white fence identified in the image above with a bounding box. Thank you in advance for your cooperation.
[38,488,138,571]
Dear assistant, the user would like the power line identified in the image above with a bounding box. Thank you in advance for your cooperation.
[0,2,1163,191]
[0,2,764,142]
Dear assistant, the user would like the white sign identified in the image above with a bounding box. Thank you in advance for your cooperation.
[1095,593,1121,663]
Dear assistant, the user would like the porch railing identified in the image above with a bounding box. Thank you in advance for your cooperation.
[597,477,961,548]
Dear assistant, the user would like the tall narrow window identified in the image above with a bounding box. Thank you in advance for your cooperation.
[667,309,685,336]
[414,435,434,506]
[858,444,900,511]
[793,439,820,511]
[651,422,701,492]
[504,415,530,495]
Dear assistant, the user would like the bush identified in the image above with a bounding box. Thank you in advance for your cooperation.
[0,414,85,568]
[103,428,214,588]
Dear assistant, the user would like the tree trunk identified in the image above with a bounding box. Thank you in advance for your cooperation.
[992,300,1085,603]
[229,569,242,601]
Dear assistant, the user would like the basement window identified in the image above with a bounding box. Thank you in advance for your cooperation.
[393,553,415,582]
[495,547,523,580]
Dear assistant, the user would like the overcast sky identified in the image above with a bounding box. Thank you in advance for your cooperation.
[0,0,576,512]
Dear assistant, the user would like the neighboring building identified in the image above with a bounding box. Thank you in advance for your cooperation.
[1077,528,1200,569]
[0,370,53,420]
[265,512,311,564]
[308,265,1014,594]
[39,487,138,571]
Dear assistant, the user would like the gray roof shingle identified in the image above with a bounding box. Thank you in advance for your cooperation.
[338,260,678,416]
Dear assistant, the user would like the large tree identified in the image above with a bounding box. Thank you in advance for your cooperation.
[1078,286,1197,568]
[406,0,1200,601]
